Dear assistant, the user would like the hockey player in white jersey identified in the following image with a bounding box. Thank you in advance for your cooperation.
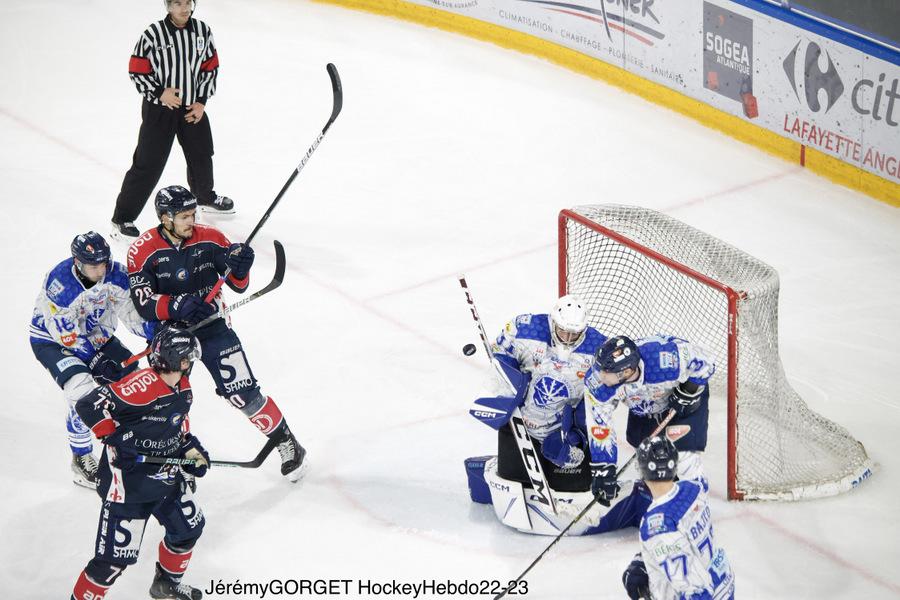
[490,295,607,489]
[585,335,715,507]
[622,435,735,600]
[29,232,156,488]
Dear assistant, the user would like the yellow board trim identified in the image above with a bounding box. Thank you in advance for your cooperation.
[314,0,899,207]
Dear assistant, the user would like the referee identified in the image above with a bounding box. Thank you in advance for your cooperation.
[111,0,234,239]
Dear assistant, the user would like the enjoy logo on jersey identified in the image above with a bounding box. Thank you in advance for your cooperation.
[117,371,158,397]
[531,376,570,407]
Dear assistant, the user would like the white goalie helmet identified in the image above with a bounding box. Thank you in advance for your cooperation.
[550,295,588,348]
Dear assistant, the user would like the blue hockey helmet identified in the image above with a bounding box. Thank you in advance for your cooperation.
[71,231,111,266]
[155,185,198,219]
[149,325,202,372]
[636,435,678,481]
[595,335,640,374]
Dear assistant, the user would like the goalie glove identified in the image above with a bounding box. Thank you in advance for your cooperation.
[667,381,704,418]
[591,462,620,507]
[541,431,586,468]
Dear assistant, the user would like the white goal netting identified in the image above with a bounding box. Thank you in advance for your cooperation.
[560,204,873,500]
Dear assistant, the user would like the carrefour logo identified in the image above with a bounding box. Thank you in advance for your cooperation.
[783,40,843,113]
[783,40,899,126]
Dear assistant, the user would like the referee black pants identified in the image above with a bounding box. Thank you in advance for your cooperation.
[113,99,215,224]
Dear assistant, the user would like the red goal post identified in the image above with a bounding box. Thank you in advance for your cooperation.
[558,205,873,501]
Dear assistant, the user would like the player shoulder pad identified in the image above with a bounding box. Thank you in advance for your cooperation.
[512,313,551,343]
[110,368,172,406]
[44,258,82,307]
[584,366,619,402]
[574,327,607,356]
[126,228,168,273]
[641,481,703,542]
[187,224,229,248]
[105,261,131,290]
[636,336,680,384]
[640,507,676,540]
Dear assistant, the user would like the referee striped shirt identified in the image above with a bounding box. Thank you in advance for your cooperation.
[128,17,218,106]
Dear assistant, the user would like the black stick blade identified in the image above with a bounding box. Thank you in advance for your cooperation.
[325,63,343,130]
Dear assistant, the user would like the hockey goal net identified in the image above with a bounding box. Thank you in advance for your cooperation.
[559,205,873,501]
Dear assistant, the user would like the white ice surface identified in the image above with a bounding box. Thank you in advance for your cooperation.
[1,1,899,598]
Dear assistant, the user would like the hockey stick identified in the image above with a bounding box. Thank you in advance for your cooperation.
[136,435,279,469]
[492,409,677,600]
[204,63,342,303]
[121,239,286,367]
[457,275,557,516]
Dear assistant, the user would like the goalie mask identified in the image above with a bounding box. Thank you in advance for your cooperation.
[636,435,678,481]
[550,295,588,348]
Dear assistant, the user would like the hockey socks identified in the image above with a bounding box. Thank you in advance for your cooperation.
[71,568,112,600]
[158,540,194,581]
[248,396,284,436]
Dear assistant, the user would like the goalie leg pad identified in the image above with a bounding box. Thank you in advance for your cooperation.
[483,457,532,531]
[464,456,493,504]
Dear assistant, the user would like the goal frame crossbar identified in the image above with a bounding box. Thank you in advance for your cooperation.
[558,209,745,499]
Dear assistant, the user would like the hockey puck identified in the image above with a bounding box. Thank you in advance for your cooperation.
[462,343,477,356]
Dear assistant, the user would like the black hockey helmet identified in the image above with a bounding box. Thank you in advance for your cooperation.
[149,325,201,372]
[71,231,111,266]
[155,185,198,219]
[636,435,678,482]
[595,335,640,373]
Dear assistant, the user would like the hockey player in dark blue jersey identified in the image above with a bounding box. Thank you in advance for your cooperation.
[126,185,305,481]
[30,231,155,488]
[71,326,208,600]
[622,436,735,600]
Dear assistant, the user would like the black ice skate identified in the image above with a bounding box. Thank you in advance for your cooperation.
[197,193,235,214]
[149,564,202,600]
[71,452,98,489]
[276,425,307,482]
[110,220,140,239]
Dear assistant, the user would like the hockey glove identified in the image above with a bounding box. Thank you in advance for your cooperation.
[668,381,705,418]
[89,351,131,384]
[541,430,586,469]
[622,554,651,600]
[180,434,210,478]
[169,294,217,324]
[225,243,255,280]
[590,462,620,507]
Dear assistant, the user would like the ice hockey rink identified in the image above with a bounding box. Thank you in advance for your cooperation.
[1,0,898,598]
